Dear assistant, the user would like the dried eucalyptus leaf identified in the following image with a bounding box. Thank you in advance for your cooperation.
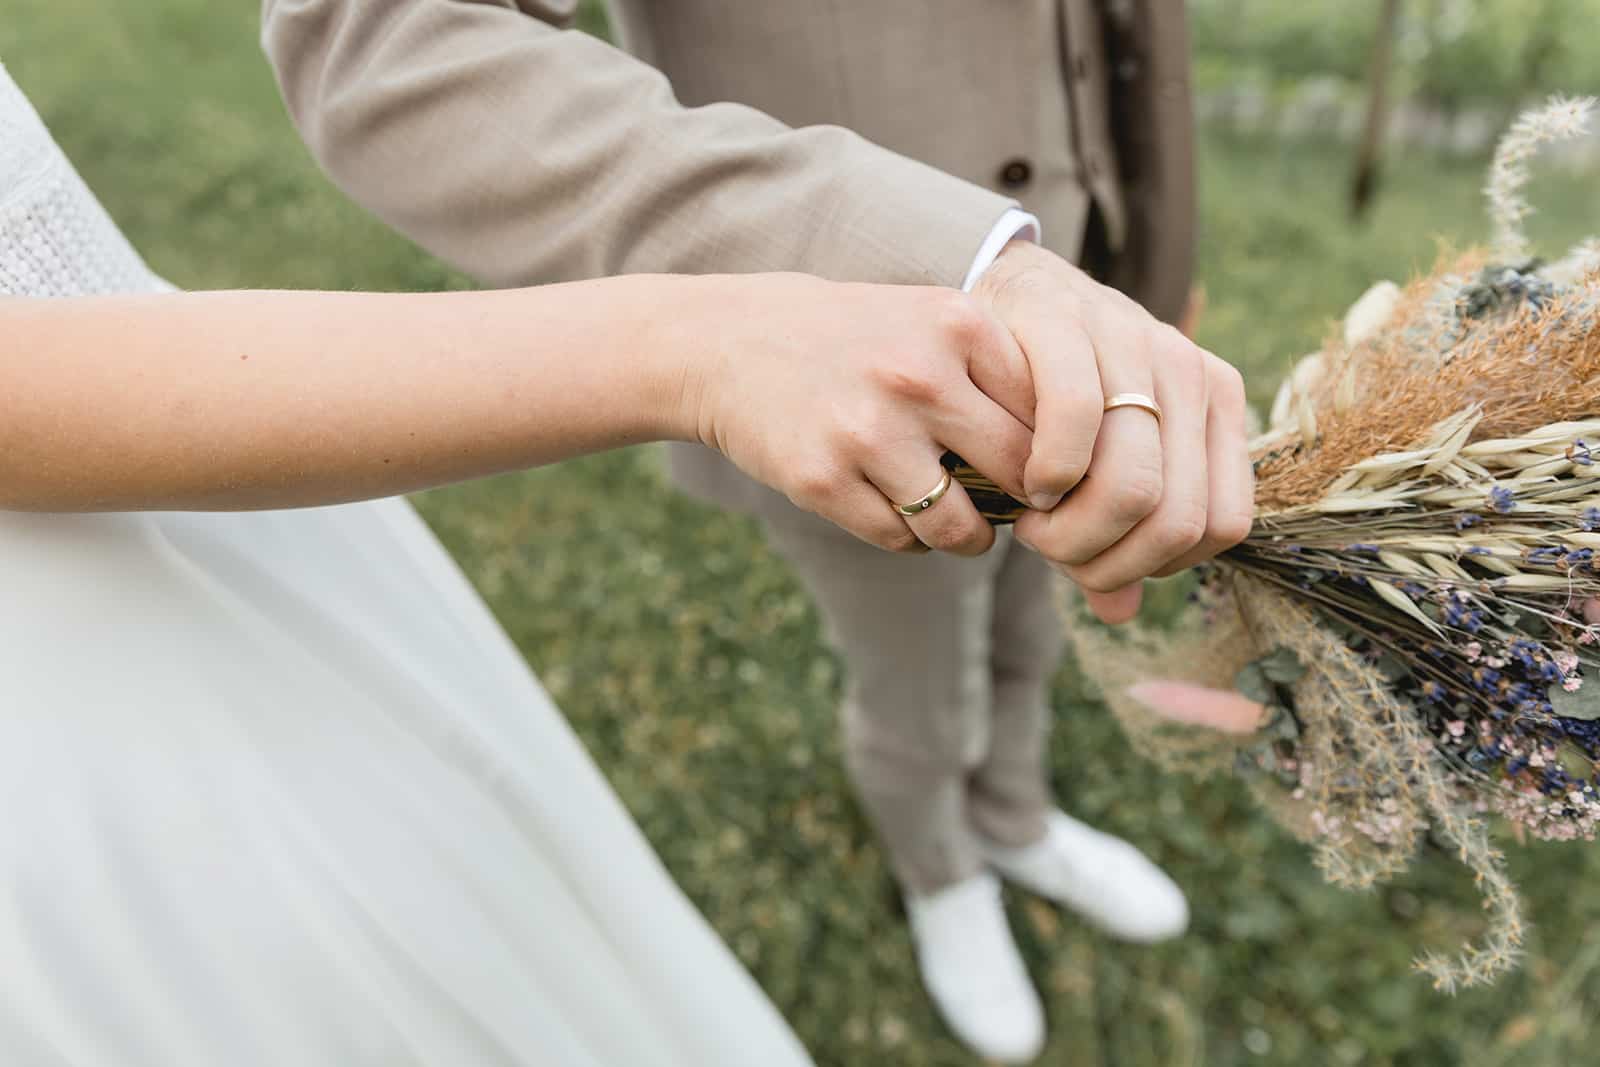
[1558,742,1597,779]
[1264,707,1301,742]
[1374,653,1410,682]
[1235,662,1274,706]
[1260,647,1307,686]
[1549,679,1600,721]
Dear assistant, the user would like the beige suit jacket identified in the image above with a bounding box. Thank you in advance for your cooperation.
[263,0,1194,512]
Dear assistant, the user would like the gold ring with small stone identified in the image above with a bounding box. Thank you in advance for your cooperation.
[894,469,954,516]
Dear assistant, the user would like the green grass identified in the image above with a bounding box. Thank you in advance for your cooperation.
[8,3,1600,1064]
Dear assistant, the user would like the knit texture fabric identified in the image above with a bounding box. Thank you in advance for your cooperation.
[0,64,166,298]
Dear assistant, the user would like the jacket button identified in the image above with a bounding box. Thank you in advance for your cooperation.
[998,159,1033,189]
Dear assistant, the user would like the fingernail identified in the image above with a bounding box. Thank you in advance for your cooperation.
[1028,491,1062,511]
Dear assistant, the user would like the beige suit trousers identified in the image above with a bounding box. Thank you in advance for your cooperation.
[751,488,1063,893]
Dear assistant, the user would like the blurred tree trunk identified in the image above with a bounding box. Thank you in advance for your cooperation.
[1417,0,1459,120]
[1350,0,1404,220]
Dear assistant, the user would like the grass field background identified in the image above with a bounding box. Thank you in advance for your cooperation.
[7,2,1600,1064]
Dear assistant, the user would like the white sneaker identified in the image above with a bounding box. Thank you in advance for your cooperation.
[906,872,1045,1064]
[982,810,1189,943]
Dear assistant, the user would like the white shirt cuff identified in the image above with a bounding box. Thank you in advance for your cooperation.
[960,207,1041,292]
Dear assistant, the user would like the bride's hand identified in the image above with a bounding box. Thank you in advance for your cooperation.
[677,273,1037,556]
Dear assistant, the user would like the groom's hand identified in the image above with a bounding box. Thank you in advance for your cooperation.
[971,241,1254,624]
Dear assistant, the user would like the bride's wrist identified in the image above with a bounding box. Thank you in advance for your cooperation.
[632,274,732,450]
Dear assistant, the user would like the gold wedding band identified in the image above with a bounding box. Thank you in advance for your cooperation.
[894,469,953,516]
[1103,392,1163,425]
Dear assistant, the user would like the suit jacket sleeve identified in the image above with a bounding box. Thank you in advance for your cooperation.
[261,0,1019,289]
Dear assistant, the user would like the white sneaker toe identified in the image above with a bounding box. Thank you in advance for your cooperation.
[982,810,1189,943]
[907,873,1045,1064]
[1094,840,1189,942]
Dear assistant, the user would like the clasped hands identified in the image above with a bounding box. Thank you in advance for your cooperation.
[684,240,1254,625]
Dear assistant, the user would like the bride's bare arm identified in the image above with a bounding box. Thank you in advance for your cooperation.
[1,280,695,511]
[2,280,705,510]
[0,274,1038,557]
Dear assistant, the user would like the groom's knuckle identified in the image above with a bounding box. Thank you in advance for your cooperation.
[1072,564,1125,594]
[1208,357,1247,409]
[930,289,988,347]
[1137,321,1183,372]
[1210,502,1254,549]
[1110,467,1164,524]
[1053,442,1097,490]
[988,264,1055,312]
[1154,504,1209,558]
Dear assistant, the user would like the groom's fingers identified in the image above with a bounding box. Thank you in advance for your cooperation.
[971,268,1103,510]
[926,381,1034,506]
[1155,356,1254,576]
[1008,304,1104,510]
[1011,335,1163,569]
[1056,361,1207,592]
[959,296,1036,432]
[1081,584,1144,625]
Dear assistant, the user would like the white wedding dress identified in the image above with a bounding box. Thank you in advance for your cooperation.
[0,64,813,1067]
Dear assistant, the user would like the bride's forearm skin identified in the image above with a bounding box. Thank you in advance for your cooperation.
[0,278,706,511]
[0,271,1058,570]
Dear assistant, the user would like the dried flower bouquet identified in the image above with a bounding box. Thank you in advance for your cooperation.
[1043,98,1600,990]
